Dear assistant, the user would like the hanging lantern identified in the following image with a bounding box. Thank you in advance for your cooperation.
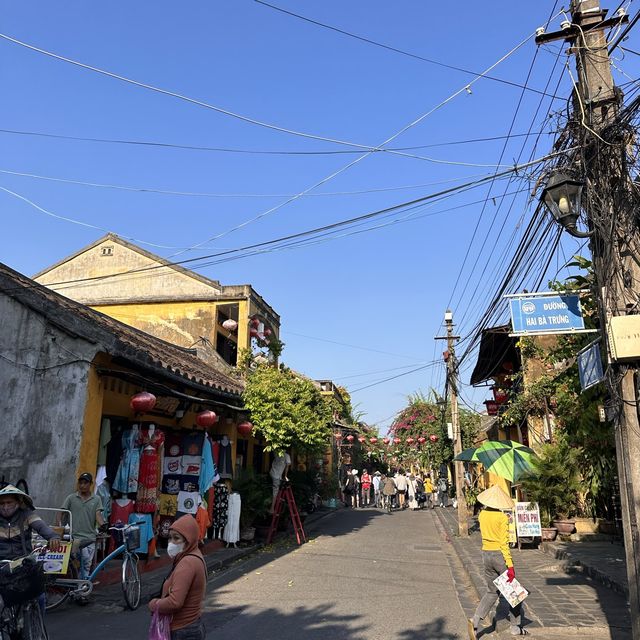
[237,421,253,437]
[485,400,499,416]
[250,317,260,328]
[418,436,427,444]
[250,327,260,338]
[493,388,508,404]
[358,436,366,443]
[406,437,415,445]
[130,391,156,413]
[334,432,343,440]
[393,437,401,445]
[346,434,354,442]
[429,434,438,443]
[370,437,378,444]
[196,410,218,428]
[382,437,390,445]
[222,319,238,332]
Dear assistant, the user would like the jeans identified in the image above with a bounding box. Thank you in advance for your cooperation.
[72,541,96,580]
[473,551,522,628]
[171,618,206,640]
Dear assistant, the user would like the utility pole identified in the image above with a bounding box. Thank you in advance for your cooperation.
[537,2,640,636]
[438,310,468,537]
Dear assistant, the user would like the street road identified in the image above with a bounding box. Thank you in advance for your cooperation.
[46,508,468,639]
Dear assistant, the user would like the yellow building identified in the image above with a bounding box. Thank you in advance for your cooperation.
[34,233,280,370]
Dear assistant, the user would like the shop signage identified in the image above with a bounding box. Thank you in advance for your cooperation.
[508,292,588,336]
[152,396,181,416]
[515,502,542,538]
[38,541,72,575]
[577,341,604,391]
[507,509,517,544]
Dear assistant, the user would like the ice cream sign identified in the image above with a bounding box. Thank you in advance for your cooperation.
[509,293,586,335]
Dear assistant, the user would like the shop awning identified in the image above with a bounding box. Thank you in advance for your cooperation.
[470,325,521,386]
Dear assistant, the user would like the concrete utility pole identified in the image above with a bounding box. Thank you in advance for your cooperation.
[442,310,468,537]
[537,2,640,636]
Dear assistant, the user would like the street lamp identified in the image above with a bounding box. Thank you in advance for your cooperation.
[541,172,592,238]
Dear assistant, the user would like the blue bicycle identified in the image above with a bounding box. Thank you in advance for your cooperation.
[44,522,142,611]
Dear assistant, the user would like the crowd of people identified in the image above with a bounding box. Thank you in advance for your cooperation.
[340,467,452,511]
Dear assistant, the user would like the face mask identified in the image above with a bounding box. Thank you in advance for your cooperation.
[167,541,185,558]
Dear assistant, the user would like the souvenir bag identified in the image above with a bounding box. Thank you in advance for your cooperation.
[149,609,172,640]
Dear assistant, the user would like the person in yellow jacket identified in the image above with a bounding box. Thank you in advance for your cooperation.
[468,485,527,639]
[423,476,434,509]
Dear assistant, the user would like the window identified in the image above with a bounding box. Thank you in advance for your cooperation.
[100,245,114,257]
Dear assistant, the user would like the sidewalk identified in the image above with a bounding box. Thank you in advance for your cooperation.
[433,507,631,639]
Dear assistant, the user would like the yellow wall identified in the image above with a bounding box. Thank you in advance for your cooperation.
[77,362,105,478]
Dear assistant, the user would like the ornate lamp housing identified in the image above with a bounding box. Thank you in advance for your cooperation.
[541,172,591,238]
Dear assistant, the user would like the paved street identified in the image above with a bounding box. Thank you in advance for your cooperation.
[46,508,469,640]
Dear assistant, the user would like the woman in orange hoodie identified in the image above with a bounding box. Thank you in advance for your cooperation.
[149,515,207,639]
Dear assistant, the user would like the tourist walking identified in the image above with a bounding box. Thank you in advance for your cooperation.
[437,476,448,508]
[394,471,408,509]
[382,473,397,511]
[407,474,419,510]
[467,485,526,639]
[360,470,372,507]
[343,469,359,508]
[372,471,382,508]
[424,475,434,509]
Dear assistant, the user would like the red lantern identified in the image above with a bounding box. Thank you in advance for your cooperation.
[382,437,390,445]
[130,392,156,413]
[429,434,438,443]
[346,434,354,442]
[250,327,259,338]
[370,437,378,444]
[358,436,366,443]
[222,319,238,332]
[250,317,260,328]
[334,432,343,440]
[196,410,218,428]
[493,388,508,404]
[406,437,415,445]
[485,400,499,416]
[393,437,401,445]
[237,421,253,437]
[418,437,426,444]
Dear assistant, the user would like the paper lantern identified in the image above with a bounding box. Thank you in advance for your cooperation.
[196,410,218,427]
[406,437,415,445]
[493,388,508,404]
[130,392,156,413]
[358,436,366,443]
[393,437,401,445]
[237,421,253,437]
[485,400,499,416]
[346,434,354,442]
[370,437,378,444]
[429,434,438,443]
[222,319,238,332]
[382,438,390,445]
[418,437,426,444]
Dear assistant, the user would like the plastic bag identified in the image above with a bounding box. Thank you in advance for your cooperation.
[149,610,172,640]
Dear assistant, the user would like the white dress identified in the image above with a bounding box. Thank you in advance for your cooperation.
[407,478,418,510]
[223,492,241,544]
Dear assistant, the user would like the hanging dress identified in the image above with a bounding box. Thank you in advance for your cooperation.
[223,492,241,544]
[212,484,229,531]
[113,426,141,495]
[136,427,165,513]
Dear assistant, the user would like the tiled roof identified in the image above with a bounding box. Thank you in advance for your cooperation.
[0,261,244,398]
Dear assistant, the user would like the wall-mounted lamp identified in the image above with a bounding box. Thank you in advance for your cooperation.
[541,172,592,238]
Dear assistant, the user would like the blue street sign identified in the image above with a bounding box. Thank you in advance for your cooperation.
[509,294,585,335]
[577,342,604,391]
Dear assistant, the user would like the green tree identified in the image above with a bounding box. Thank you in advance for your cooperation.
[243,365,333,454]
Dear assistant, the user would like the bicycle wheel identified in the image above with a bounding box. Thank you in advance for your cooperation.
[121,554,140,610]
[44,573,71,611]
[22,601,48,640]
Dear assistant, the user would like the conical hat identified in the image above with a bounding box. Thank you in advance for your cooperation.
[0,484,34,509]
[477,485,514,510]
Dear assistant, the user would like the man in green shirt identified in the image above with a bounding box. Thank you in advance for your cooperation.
[62,473,105,580]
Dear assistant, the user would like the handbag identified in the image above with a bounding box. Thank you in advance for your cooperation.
[149,609,172,640]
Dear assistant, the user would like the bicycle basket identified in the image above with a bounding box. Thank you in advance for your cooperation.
[0,558,45,606]
[124,526,140,552]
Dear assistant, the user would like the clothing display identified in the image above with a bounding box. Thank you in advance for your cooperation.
[113,426,141,494]
[162,475,181,495]
[158,494,178,517]
[163,456,182,476]
[95,477,112,521]
[97,419,111,467]
[158,516,173,539]
[177,491,199,515]
[105,426,125,486]
[223,492,241,545]
[182,432,204,457]
[165,432,183,458]
[195,503,211,542]
[136,427,165,513]
[180,476,199,493]
[212,483,229,532]
[217,436,233,479]
[110,498,135,525]
[199,435,219,493]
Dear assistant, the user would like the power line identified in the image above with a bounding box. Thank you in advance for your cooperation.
[254,0,561,99]
[349,362,438,394]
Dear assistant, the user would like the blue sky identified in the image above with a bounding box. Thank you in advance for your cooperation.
[1,2,637,431]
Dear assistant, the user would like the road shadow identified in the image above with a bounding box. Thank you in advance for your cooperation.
[397,616,461,640]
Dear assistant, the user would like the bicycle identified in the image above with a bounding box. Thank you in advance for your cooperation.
[44,522,142,611]
[0,549,48,640]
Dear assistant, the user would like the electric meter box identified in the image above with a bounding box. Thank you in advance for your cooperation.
[607,315,640,361]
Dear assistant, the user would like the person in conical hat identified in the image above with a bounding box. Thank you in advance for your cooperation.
[0,484,61,561]
[467,484,528,639]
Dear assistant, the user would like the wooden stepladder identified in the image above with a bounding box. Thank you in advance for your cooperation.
[266,482,307,545]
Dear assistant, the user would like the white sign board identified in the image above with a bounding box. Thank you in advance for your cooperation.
[515,502,542,537]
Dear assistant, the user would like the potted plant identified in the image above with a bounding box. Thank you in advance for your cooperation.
[521,441,581,539]
[232,469,272,541]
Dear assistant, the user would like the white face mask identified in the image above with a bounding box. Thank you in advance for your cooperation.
[167,541,185,558]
